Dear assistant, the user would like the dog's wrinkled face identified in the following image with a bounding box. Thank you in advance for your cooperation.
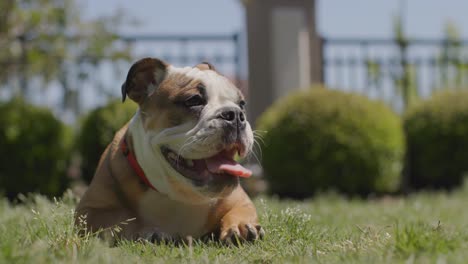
[122,58,253,203]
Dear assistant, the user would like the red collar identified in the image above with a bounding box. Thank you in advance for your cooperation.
[121,137,158,191]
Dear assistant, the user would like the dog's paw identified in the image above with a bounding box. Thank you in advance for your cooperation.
[220,223,265,244]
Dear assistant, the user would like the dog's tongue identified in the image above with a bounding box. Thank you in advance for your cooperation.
[205,152,252,178]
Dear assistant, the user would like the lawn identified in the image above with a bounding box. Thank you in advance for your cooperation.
[1,184,468,264]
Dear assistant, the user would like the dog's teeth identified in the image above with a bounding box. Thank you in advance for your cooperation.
[185,159,194,167]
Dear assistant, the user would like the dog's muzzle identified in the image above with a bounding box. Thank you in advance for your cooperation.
[216,107,247,145]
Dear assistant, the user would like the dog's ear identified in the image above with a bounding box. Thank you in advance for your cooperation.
[121,58,168,104]
[195,62,216,72]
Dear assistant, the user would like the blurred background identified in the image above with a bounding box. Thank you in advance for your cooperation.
[2,0,468,200]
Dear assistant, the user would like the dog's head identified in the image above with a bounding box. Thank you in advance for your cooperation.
[122,58,254,203]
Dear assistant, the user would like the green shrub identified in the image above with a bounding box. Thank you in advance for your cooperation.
[404,90,468,189]
[77,100,137,183]
[0,98,71,199]
[257,88,404,197]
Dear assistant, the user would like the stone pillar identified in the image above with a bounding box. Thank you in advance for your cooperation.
[242,0,322,125]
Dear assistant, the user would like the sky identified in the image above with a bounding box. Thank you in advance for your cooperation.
[80,0,468,39]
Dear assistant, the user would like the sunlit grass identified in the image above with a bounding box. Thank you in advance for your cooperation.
[1,184,468,263]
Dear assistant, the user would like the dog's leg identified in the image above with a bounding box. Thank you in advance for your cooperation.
[75,206,183,244]
[217,188,265,244]
[75,207,143,243]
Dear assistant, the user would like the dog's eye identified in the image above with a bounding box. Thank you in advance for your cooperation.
[184,94,205,107]
[239,100,246,110]
[197,83,206,90]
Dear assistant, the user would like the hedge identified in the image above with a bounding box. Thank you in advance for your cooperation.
[0,98,71,199]
[257,88,404,197]
[77,100,137,183]
[404,90,468,189]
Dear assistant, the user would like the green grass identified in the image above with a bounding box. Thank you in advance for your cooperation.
[1,185,468,264]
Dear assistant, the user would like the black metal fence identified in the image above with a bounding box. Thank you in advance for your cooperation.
[121,34,468,111]
[322,37,468,109]
[121,33,243,84]
[75,33,244,117]
[9,32,468,118]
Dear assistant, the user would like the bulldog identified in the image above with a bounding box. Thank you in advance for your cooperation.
[75,58,264,244]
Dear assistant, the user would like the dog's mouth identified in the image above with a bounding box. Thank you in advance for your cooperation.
[160,144,252,183]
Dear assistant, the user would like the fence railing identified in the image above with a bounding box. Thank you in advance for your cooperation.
[90,34,468,113]
[123,34,468,110]
[120,33,243,86]
[322,37,468,109]
[7,32,468,119]
[76,33,244,119]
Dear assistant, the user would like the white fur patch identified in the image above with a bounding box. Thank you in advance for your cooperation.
[168,66,240,109]
[128,65,254,204]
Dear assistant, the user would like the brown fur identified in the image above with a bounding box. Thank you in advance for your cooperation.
[141,72,202,130]
[75,58,261,243]
[195,62,216,72]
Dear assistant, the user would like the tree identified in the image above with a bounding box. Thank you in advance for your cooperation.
[437,22,468,90]
[364,13,419,111]
[0,0,132,120]
[392,13,419,110]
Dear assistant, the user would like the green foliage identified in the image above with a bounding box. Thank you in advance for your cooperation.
[437,22,468,90]
[257,88,404,197]
[404,90,468,189]
[77,100,137,183]
[394,221,459,257]
[0,0,132,115]
[0,98,71,199]
[391,13,420,109]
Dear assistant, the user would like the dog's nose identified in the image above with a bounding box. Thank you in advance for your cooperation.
[218,107,246,128]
